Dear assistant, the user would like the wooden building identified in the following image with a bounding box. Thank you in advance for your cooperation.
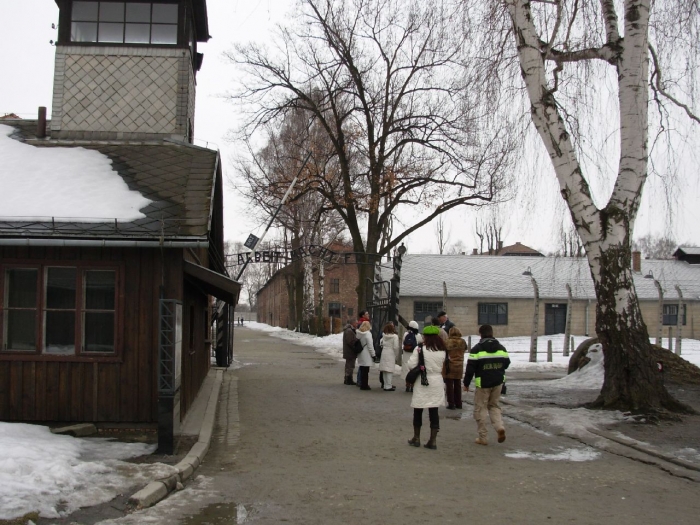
[0,0,238,450]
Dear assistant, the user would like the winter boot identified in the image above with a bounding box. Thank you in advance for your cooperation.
[344,375,357,386]
[407,426,421,447]
[424,428,438,450]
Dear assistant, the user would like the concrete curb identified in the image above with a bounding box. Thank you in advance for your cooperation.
[129,368,224,509]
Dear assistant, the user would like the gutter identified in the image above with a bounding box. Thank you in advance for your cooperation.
[0,238,208,248]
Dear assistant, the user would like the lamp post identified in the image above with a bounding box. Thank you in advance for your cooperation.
[523,267,539,363]
[644,270,663,346]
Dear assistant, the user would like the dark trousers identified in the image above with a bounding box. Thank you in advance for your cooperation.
[413,407,439,429]
[360,366,370,388]
[444,378,462,408]
[344,357,356,377]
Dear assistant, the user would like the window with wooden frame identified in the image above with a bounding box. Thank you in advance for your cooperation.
[330,278,340,294]
[478,303,508,325]
[1,263,119,357]
[662,304,687,326]
[70,1,179,45]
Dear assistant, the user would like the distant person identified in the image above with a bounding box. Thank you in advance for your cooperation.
[342,319,359,385]
[406,325,447,450]
[437,311,455,333]
[379,323,399,391]
[432,317,448,342]
[443,326,467,409]
[401,321,422,392]
[357,321,376,390]
[463,324,510,445]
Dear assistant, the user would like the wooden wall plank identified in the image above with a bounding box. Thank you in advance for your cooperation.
[35,361,47,421]
[70,363,84,421]
[119,250,140,421]
[96,363,119,421]
[22,362,36,420]
[137,250,155,422]
[0,363,10,420]
[58,362,71,421]
[45,362,60,421]
[9,362,23,420]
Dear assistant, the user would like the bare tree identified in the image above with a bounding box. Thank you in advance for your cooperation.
[559,223,585,258]
[469,0,699,411]
[447,239,467,255]
[435,215,450,255]
[632,234,677,259]
[475,209,505,254]
[229,0,520,309]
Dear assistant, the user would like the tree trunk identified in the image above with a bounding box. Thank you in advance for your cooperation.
[506,0,690,413]
[591,242,686,411]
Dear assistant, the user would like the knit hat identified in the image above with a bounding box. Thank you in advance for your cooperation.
[423,325,440,335]
[408,320,419,330]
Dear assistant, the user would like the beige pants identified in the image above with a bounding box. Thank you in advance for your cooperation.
[473,385,504,439]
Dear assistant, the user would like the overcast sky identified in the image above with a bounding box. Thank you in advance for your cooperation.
[2,0,699,257]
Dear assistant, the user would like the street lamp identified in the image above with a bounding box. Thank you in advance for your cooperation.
[523,267,539,362]
[644,269,663,345]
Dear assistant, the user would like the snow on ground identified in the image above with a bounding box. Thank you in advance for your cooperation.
[0,124,151,222]
[0,423,175,521]
[505,447,601,462]
[242,320,700,374]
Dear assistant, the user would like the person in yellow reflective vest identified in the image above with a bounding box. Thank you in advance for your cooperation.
[463,324,510,445]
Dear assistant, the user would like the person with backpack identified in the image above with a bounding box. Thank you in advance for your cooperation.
[463,324,511,445]
[401,320,422,392]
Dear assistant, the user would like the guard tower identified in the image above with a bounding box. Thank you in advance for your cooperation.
[51,0,209,142]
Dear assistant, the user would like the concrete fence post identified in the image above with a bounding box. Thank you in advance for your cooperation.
[547,339,553,362]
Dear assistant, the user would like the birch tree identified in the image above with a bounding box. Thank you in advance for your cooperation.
[229,0,520,309]
[476,0,699,411]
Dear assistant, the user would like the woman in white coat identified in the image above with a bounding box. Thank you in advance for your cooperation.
[357,321,376,390]
[406,325,446,449]
[379,323,400,391]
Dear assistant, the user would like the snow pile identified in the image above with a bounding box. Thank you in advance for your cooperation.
[0,124,151,222]
[0,423,175,520]
[506,446,600,462]
[548,343,604,389]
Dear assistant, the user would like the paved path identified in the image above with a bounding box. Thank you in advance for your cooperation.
[98,327,700,524]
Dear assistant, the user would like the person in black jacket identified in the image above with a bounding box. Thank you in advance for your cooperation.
[463,324,510,445]
[436,310,455,334]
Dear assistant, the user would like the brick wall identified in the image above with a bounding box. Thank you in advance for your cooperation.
[257,261,360,331]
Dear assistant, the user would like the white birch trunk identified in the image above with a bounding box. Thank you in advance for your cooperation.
[506,0,682,410]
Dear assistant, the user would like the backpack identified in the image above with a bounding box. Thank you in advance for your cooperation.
[403,331,417,352]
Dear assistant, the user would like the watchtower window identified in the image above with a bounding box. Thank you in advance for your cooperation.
[71,2,178,45]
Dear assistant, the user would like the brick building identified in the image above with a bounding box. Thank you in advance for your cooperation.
[256,244,360,331]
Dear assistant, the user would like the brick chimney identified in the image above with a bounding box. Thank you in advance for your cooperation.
[632,251,641,272]
[472,248,478,255]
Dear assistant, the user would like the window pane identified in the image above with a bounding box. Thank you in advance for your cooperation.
[98,22,124,42]
[151,24,177,44]
[125,23,150,43]
[45,311,76,355]
[84,312,115,352]
[99,2,125,22]
[46,268,76,309]
[72,1,99,21]
[6,311,36,351]
[6,269,38,308]
[126,3,151,22]
[72,21,98,41]
[152,4,178,23]
[85,271,115,309]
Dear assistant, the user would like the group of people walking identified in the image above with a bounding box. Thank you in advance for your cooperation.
[342,311,511,450]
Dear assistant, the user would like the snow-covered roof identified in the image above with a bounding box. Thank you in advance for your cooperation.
[0,122,219,242]
[676,246,700,256]
[400,254,700,301]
